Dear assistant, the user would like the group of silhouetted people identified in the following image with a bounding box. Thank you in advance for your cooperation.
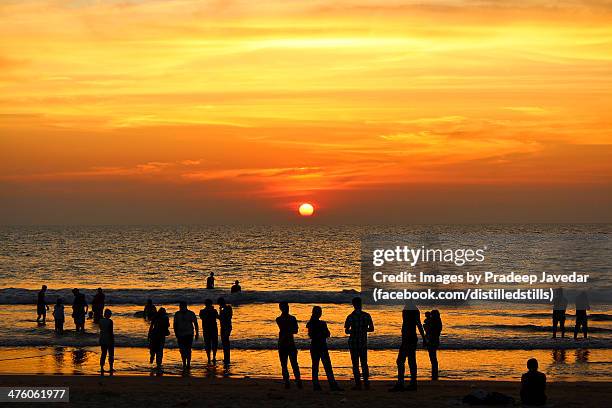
[35,287,556,404]
[552,288,591,339]
[273,297,443,392]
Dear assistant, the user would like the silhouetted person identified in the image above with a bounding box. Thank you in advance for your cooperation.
[99,308,115,373]
[231,280,241,293]
[144,299,157,321]
[552,288,568,338]
[148,307,170,370]
[520,358,546,406]
[53,298,65,334]
[71,288,88,333]
[92,288,105,324]
[206,272,215,289]
[390,304,426,391]
[36,285,48,323]
[307,306,342,391]
[218,297,233,364]
[425,309,442,380]
[174,301,199,370]
[344,297,374,390]
[276,301,302,389]
[574,291,590,339]
[200,299,219,363]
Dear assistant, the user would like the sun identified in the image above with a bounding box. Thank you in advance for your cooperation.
[298,203,315,217]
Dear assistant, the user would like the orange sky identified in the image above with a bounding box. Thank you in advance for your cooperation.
[1,0,611,224]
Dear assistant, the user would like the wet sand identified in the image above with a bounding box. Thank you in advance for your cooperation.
[1,375,610,407]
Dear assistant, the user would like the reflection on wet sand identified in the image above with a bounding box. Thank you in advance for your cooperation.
[72,348,89,374]
[575,349,590,364]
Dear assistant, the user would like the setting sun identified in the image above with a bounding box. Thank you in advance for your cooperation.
[298,203,315,217]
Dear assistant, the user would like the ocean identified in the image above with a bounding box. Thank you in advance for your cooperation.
[0,224,610,380]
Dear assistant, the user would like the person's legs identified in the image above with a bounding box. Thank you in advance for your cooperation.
[396,347,407,386]
[100,345,108,371]
[177,336,188,367]
[185,335,193,367]
[320,348,337,385]
[552,313,559,338]
[428,348,439,380]
[360,348,370,387]
[574,318,581,339]
[407,345,417,388]
[204,334,212,363]
[583,316,588,339]
[279,348,290,385]
[310,349,321,390]
[156,338,165,368]
[560,314,566,338]
[288,349,302,386]
[221,330,231,364]
[349,347,361,387]
[108,344,115,371]
[211,331,218,362]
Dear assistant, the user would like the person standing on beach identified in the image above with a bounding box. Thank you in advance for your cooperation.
[174,301,199,370]
[344,296,374,390]
[425,310,442,380]
[276,301,302,389]
[520,358,546,406]
[143,299,157,321]
[390,304,426,391]
[206,272,215,289]
[36,285,49,324]
[218,297,233,364]
[552,288,568,338]
[231,280,241,293]
[53,298,65,334]
[199,299,219,364]
[99,309,115,373]
[307,306,342,391]
[92,288,105,324]
[574,291,590,340]
[148,307,170,370]
[71,288,88,333]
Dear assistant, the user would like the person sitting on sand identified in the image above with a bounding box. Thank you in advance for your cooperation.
[199,299,219,364]
[520,358,546,406]
[390,303,426,392]
[143,299,157,321]
[344,296,374,390]
[218,297,233,364]
[71,288,88,333]
[552,288,568,338]
[174,301,199,370]
[276,301,302,389]
[92,288,105,324]
[99,308,115,373]
[206,272,215,289]
[307,306,342,391]
[53,298,65,334]
[36,285,48,324]
[574,291,590,340]
[425,310,442,380]
[231,280,241,293]
[148,307,170,370]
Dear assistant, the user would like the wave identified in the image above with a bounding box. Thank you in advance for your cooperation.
[454,324,612,334]
[487,312,612,322]
[0,288,359,305]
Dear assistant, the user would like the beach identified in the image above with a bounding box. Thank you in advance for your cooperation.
[1,376,610,407]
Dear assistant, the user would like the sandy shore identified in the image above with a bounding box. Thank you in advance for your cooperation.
[0,376,610,407]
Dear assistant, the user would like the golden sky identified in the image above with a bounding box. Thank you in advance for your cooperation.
[1,0,611,223]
